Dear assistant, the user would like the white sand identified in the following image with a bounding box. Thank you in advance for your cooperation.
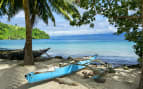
[0,58,141,89]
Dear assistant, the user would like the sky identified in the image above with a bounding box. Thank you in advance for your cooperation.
[0,10,117,36]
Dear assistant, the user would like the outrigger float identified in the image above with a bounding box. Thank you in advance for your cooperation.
[25,56,97,83]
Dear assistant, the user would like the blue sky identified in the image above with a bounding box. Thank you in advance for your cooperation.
[0,11,117,36]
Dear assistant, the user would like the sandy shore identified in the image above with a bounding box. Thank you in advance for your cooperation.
[0,58,141,89]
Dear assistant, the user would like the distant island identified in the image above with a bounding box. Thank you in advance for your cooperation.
[0,22,49,40]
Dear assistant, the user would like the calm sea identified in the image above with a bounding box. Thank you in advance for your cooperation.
[0,36,138,65]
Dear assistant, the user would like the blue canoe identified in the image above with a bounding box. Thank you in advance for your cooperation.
[25,56,97,83]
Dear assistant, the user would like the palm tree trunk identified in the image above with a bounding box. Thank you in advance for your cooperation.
[23,0,34,65]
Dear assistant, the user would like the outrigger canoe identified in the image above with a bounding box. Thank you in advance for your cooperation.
[25,56,97,83]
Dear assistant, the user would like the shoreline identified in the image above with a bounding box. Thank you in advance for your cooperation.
[0,57,141,89]
[0,54,140,68]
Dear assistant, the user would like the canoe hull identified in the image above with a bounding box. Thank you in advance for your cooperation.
[25,56,97,83]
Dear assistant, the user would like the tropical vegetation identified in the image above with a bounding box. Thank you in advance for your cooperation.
[0,22,49,40]
[73,0,143,89]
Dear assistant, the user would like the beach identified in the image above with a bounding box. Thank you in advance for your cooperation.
[0,0,142,88]
[0,58,140,89]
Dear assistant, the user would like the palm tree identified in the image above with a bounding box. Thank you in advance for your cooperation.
[23,0,34,65]
[0,0,80,65]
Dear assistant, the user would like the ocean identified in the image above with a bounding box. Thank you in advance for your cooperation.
[0,34,139,65]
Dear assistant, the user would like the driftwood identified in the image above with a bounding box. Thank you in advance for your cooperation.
[54,78,78,86]
[0,48,50,60]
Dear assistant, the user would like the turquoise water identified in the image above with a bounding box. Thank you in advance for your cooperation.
[0,39,138,65]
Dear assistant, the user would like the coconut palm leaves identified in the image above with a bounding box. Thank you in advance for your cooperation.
[0,0,80,26]
[0,0,22,20]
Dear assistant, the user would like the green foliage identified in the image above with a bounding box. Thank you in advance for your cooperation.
[70,0,96,26]
[74,0,143,64]
[0,22,49,40]
[0,0,81,27]
[32,28,50,39]
[94,0,143,64]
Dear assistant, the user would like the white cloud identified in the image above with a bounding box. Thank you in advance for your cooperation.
[39,15,117,36]
[46,28,115,36]
[108,25,117,32]
[45,23,116,36]
[47,30,94,36]
[14,11,25,18]
[0,11,117,36]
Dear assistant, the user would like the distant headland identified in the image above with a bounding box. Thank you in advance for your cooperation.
[0,22,50,40]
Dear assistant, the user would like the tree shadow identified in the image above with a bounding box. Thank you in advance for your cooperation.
[16,79,54,89]
[16,70,96,89]
[0,58,140,89]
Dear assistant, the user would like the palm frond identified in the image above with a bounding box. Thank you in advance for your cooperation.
[0,0,80,26]
[48,0,80,22]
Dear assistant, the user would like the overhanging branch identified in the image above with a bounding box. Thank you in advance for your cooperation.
[115,16,141,19]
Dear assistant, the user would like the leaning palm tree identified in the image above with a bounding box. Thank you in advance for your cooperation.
[0,0,80,65]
